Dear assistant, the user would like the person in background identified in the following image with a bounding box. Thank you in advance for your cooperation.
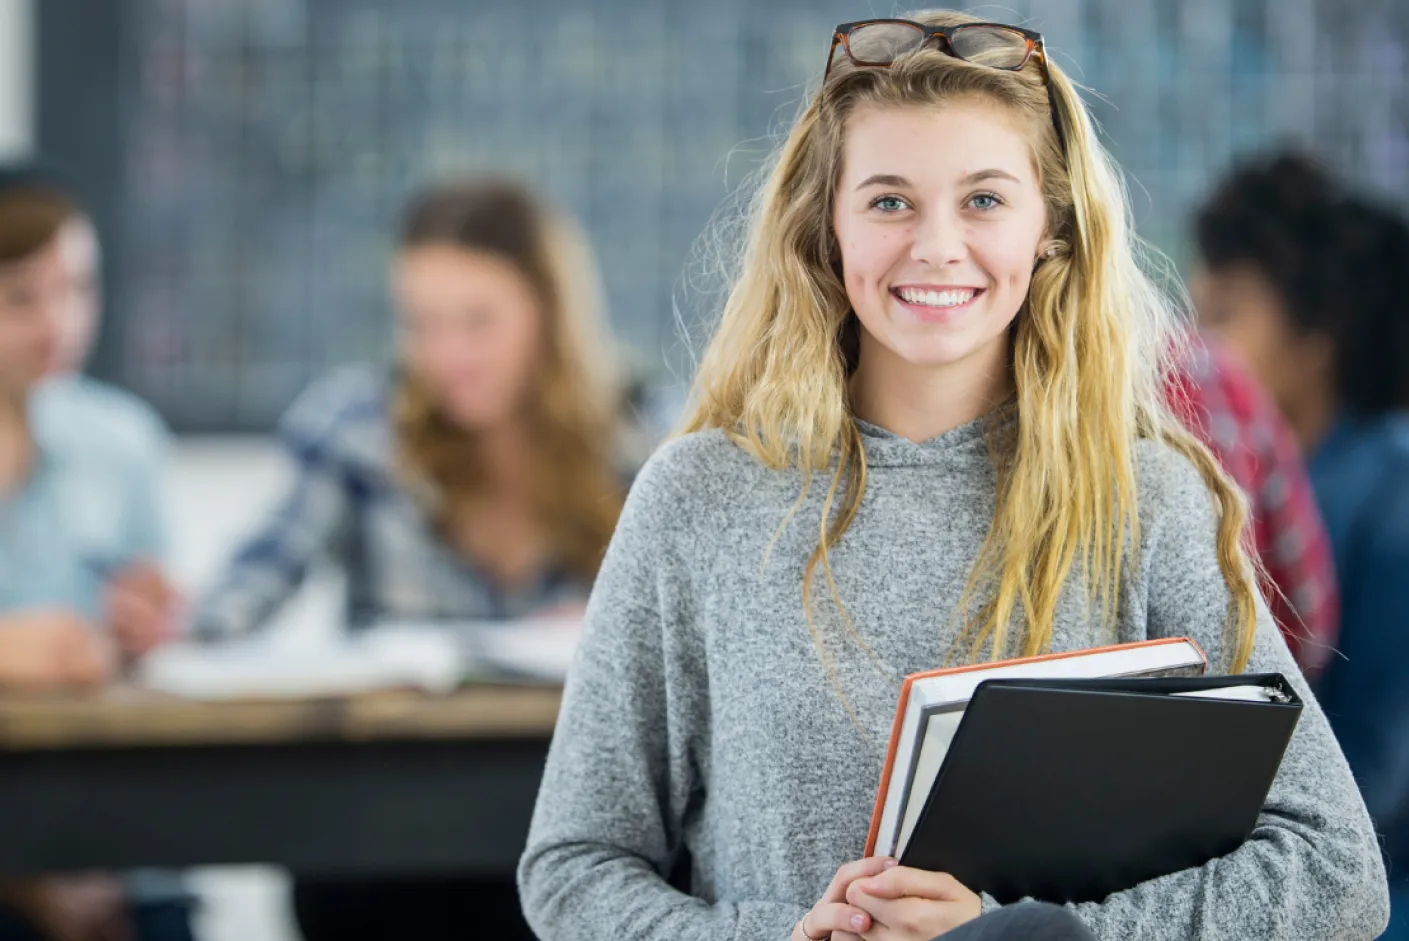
[1166,332,1339,673]
[189,177,633,941]
[1192,149,1409,938]
[0,165,179,666]
[0,173,188,940]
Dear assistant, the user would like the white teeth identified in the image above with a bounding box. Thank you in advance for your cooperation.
[897,287,976,308]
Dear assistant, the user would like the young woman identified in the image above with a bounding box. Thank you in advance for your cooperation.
[1192,151,1409,939]
[189,177,634,941]
[518,11,1388,941]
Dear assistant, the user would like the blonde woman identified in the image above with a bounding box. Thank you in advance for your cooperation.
[190,178,631,941]
[518,11,1388,941]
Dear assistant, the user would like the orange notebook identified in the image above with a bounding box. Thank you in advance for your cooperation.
[864,637,1208,859]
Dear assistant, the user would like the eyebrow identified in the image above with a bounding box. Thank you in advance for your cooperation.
[853,168,1023,192]
[961,168,1023,185]
[855,173,911,191]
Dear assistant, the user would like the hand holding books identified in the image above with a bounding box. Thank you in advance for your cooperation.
[793,857,892,941]
[843,865,982,940]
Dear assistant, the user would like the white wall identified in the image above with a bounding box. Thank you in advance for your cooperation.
[0,0,33,160]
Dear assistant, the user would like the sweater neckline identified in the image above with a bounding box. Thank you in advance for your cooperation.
[852,402,1016,468]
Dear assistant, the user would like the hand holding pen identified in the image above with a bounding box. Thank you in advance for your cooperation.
[90,557,182,660]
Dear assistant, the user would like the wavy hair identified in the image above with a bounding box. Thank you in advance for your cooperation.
[393,179,624,580]
[682,9,1257,672]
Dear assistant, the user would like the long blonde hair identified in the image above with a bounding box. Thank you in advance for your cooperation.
[393,178,625,580]
[682,9,1257,670]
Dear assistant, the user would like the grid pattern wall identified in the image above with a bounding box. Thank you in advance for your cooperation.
[110,0,1408,430]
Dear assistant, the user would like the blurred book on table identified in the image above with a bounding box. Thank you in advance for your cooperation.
[139,618,582,699]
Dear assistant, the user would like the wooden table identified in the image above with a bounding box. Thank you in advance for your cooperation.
[0,684,561,877]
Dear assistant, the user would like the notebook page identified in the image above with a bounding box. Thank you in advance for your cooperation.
[896,710,965,856]
[1174,684,1285,703]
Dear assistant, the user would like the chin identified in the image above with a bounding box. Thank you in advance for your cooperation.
[440,401,509,431]
[887,337,986,369]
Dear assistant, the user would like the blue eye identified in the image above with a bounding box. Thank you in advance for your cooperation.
[969,192,1003,211]
[870,195,909,213]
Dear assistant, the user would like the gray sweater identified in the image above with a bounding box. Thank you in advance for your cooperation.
[519,414,1390,940]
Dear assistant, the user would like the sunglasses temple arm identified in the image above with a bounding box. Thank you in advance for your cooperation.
[1034,47,1068,155]
[824,35,842,83]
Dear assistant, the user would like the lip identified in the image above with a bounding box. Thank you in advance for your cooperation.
[890,285,986,322]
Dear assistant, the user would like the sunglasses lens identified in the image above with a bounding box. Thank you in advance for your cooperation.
[846,22,926,65]
[949,26,1032,69]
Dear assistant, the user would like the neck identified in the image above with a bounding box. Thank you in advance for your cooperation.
[476,418,535,494]
[0,390,33,495]
[848,332,1014,443]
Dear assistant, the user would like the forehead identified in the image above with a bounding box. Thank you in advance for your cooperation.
[840,99,1037,183]
[0,239,64,283]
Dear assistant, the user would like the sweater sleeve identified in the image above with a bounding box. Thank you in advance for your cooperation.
[517,438,806,941]
[1063,446,1389,941]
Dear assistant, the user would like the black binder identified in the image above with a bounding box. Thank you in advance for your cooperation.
[898,673,1302,904]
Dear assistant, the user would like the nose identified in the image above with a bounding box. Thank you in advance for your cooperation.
[910,206,967,267]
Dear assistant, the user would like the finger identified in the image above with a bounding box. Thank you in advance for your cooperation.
[846,885,930,933]
[108,567,176,615]
[106,590,165,643]
[855,894,974,940]
[826,857,899,902]
[852,866,965,901]
[106,591,145,633]
[852,895,920,939]
[846,883,896,922]
[805,902,873,937]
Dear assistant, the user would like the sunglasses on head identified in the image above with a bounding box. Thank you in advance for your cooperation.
[824,19,1066,154]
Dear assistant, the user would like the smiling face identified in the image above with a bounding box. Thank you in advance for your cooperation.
[832,99,1048,383]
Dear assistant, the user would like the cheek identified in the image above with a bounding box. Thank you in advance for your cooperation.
[468,316,541,406]
[1219,307,1283,374]
[1213,313,1300,403]
[975,237,1038,291]
[838,224,902,286]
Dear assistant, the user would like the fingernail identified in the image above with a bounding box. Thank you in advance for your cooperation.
[851,915,866,930]
[884,858,899,869]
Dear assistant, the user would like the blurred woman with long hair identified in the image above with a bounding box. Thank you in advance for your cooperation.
[191,177,633,941]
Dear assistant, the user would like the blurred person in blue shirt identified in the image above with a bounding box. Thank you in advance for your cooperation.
[190,178,639,941]
[1192,151,1409,937]
[0,170,188,941]
[0,166,178,662]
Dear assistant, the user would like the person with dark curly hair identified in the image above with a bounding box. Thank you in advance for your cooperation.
[1192,150,1409,939]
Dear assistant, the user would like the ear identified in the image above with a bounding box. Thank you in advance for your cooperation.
[1032,240,1064,272]
[1035,238,1066,262]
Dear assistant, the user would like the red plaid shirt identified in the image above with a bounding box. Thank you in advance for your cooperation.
[1165,334,1340,673]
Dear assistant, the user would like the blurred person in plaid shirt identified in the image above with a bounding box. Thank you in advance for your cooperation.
[1166,332,1339,674]
[188,177,646,941]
